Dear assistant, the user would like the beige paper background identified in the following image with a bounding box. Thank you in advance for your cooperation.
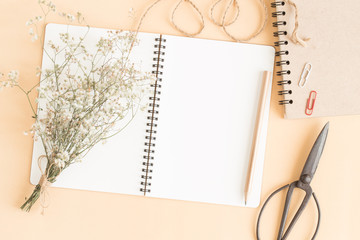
[0,0,359,239]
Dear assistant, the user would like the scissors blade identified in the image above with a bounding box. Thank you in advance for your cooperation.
[299,122,329,184]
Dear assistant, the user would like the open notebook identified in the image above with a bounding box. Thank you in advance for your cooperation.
[30,23,275,208]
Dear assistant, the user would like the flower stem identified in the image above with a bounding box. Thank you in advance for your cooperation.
[15,85,37,117]
[20,184,41,212]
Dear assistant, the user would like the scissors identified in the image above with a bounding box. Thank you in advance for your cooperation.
[256,122,329,240]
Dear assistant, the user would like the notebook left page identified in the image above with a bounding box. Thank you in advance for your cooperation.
[30,24,157,196]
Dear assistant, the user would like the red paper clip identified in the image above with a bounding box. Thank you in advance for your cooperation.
[305,91,317,116]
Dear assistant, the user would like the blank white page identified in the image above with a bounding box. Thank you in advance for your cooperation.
[148,35,275,207]
[30,24,158,196]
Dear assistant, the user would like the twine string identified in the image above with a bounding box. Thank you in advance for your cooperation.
[135,0,163,34]
[37,155,52,213]
[171,0,205,37]
[285,0,310,47]
[130,0,163,51]
[210,0,240,27]
[134,0,271,42]
[134,0,205,40]
[221,0,268,42]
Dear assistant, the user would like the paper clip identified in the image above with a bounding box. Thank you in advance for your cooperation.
[305,90,317,116]
[298,63,312,88]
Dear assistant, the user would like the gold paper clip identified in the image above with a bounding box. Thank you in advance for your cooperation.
[298,63,312,88]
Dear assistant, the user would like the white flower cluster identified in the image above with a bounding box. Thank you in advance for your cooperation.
[26,1,56,41]
[28,28,39,42]
[3,0,153,181]
[0,70,19,89]
[26,1,82,43]
[58,12,75,22]
[53,151,69,168]
[38,0,56,11]
[30,30,154,170]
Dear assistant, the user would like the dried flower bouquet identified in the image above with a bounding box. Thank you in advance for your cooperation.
[0,1,153,212]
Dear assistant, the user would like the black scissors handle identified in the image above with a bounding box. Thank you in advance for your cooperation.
[256,184,321,240]
[278,181,312,240]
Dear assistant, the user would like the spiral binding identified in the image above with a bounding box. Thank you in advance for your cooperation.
[272,1,293,104]
[140,35,166,194]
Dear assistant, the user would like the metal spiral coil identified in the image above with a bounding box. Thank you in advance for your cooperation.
[278,90,292,95]
[273,21,287,27]
[274,41,288,46]
[275,50,289,56]
[273,31,287,37]
[140,36,166,194]
[271,1,285,7]
[272,1,293,105]
[279,99,293,105]
[277,70,291,76]
[277,80,291,86]
[276,60,290,66]
[272,11,285,17]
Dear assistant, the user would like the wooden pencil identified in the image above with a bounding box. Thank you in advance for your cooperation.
[244,71,272,205]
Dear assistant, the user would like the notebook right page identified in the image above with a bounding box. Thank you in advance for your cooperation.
[275,0,360,118]
[148,35,274,207]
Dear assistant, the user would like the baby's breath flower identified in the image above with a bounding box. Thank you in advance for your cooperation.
[23,131,29,136]
[36,66,42,77]
[128,7,135,19]
[35,16,43,22]
[47,1,56,11]
[25,19,34,26]
[20,15,153,211]
[8,70,19,82]
[31,34,39,42]
[54,158,65,168]
[29,28,34,36]
[66,13,75,22]
[76,12,84,23]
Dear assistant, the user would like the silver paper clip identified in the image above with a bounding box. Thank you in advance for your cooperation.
[298,63,312,88]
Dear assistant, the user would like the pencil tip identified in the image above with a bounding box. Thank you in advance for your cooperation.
[245,200,247,206]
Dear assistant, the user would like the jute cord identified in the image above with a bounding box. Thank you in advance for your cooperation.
[171,0,205,37]
[210,0,240,27]
[135,0,163,34]
[130,0,163,51]
[37,155,52,213]
[134,0,205,39]
[135,0,271,41]
[285,0,310,47]
[221,0,268,42]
